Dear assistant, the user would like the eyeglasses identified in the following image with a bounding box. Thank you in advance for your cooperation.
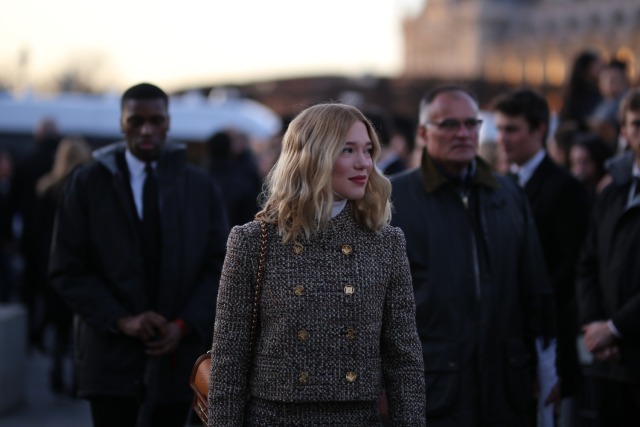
[426,118,483,132]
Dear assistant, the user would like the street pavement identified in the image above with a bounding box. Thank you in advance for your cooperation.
[0,349,91,427]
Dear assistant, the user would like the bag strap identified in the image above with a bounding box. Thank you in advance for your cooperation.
[248,220,268,357]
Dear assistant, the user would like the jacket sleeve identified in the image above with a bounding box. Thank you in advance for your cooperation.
[575,194,605,327]
[517,191,556,344]
[208,224,259,427]
[381,229,427,426]
[48,168,129,332]
[178,178,229,343]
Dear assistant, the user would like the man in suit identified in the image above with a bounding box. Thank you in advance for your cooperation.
[391,85,555,427]
[576,88,640,426]
[492,88,591,426]
[49,83,229,427]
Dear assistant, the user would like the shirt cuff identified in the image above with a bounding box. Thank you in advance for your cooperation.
[607,319,622,338]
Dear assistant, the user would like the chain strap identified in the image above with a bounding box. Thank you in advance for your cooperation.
[248,221,268,356]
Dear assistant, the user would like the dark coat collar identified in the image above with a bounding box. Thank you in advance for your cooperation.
[419,148,499,193]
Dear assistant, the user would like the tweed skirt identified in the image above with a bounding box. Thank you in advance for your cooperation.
[243,397,382,426]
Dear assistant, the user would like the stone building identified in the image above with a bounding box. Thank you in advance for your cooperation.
[403,0,640,90]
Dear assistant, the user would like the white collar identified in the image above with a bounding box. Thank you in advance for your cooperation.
[510,149,546,187]
[125,149,156,177]
[331,199,348,218]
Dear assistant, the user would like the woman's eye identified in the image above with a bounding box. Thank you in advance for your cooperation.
[342,147,353,154]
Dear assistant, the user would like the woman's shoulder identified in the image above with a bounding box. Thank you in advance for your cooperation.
[227,220,264,248]
[374,224,406,245]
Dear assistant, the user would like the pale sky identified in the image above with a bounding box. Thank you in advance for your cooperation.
[0,0,425,92]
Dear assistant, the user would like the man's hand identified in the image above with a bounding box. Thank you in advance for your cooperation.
[117,311,167,342]
[543,380,561,411]
[594,345,620,361]
[145,321,182,356]
[582,321,616,353]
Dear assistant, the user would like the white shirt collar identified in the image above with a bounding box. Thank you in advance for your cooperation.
[633,162,640,179]
[510,149,546,187]
[124,149,153,177]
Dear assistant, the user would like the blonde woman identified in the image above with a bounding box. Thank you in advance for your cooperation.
[208,103,425,426]
[36,135,92,393]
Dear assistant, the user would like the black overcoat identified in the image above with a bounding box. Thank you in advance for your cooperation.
[49,141,229,402]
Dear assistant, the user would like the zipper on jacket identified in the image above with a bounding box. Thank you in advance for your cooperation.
[458,189,480,299]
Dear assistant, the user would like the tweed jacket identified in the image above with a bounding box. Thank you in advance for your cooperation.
[208,204,426,426]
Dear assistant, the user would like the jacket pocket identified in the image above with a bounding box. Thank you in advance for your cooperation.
[503,339,534,413]
[423,341,459,417]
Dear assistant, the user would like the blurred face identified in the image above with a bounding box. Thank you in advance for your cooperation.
[598,67,627,99]
[570,145,597,185]
[621,110,640,165]
[495,113,545,167]
[121,98,169,162]
[332,121,373,201]
[420,91,480,175]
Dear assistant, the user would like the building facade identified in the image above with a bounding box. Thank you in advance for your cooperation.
[403,0,640,88]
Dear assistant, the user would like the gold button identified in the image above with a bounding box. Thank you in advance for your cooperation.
[293,285,305,296]
[297,329,309,341]
[345,328,357,340]
[344,285,355,295]
[293,242,304,254]
[345,371,357,382]
[298,371,309,384]
[341,245,353,255]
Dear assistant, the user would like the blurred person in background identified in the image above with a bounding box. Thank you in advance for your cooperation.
[35,135,92,393]
[588,59,630,154]
[559,50,604,133]
[206,129,263,227]
[576,86,640,427]
[9,117,61,348]
[392,86,555,427]
[49,83,229,427]
[569,132,610,200]
[0,150,15,303]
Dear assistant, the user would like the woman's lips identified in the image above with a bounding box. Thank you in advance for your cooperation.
[349,176,368,185]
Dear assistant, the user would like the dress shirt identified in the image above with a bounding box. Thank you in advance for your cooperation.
[510,149,546,187]
[125,150,157,219]
[331,199,347,218]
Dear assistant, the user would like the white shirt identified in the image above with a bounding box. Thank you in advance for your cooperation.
[125,150,157,219]
[510,149,546,187]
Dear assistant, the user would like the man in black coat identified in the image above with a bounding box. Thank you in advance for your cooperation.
[576,88,640,426]
[492,89,591,425]
[391,86,555,427]
[49,83,229,427]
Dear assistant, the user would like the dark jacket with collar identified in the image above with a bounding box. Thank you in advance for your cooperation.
[577,151,640,382]
[391,151,554,426]
[49,141,229,401]
[523,153,591,395]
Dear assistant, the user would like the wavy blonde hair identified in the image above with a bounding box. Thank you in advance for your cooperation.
[256,103,391,243]
[36,135,92,196]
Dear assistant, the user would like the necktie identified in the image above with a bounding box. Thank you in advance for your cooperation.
[142,163,161,305]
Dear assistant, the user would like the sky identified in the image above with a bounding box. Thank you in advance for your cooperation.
[0,0,425,93]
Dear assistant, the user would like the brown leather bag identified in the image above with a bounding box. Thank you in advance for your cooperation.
[189,354,212,424]
[189,221,268,426]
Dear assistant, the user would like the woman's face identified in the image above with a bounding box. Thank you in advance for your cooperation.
[332,121,373,201]
[570,145,597,185]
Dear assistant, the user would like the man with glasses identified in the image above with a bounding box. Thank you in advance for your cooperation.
[576,88,640,426]
[391,86,555,427]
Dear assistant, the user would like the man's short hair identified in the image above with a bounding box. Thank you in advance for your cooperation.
[618,87,640,125]
[419,85,478,125]
[121,83,168,109]
[491,88,550,142]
